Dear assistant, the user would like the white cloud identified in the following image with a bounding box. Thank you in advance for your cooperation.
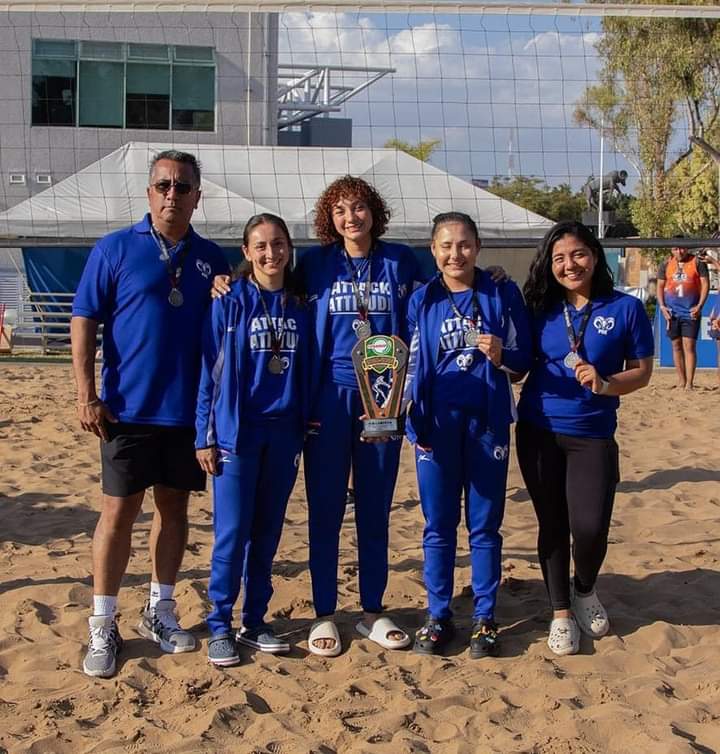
[278,12,622,186]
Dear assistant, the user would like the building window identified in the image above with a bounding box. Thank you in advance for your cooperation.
[31,39,215,131]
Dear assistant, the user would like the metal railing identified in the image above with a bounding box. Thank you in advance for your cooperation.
[10,291,102,354]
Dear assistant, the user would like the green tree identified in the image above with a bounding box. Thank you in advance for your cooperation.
[486,176,586,222]
[384,138,441,162]
[574,6,720,243]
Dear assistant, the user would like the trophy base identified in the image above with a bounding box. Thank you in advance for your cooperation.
[361,416,404,439]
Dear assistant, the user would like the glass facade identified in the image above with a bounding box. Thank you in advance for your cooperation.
[31,38,216,131]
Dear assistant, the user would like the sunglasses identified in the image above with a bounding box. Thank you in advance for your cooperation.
[151,180,195,195]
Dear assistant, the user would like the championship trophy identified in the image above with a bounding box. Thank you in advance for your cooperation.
[351,334,409,438]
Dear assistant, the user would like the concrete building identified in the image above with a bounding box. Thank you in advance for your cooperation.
[0,11,279,213]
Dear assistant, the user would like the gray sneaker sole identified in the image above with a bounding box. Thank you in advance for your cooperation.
[236,632,290,654]
[208,653,241,667]
[137,621,196,653]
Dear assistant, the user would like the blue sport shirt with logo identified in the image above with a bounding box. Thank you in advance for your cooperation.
[518,290,654,439]
[72,213,229,427]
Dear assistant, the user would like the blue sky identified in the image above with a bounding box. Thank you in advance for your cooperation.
[279,10,645,191]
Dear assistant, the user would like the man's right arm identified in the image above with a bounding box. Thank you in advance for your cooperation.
[71,243,117,441]
[71,316,117,441]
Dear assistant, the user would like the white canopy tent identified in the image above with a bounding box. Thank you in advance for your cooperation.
[0,142,552,242]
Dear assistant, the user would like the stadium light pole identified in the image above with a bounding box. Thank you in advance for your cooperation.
[689,135,720,228]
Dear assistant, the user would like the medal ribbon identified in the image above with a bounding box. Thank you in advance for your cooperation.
[252,277,286,358]
[562,300,593,355]
[152,226,191,294]
[440,277,483,332]
[341,248,373,320]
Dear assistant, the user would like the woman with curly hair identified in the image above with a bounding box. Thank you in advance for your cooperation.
[296,175,421,656]
[517,221,653,656]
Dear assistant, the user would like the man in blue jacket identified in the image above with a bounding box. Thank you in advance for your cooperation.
[71,150,228,677]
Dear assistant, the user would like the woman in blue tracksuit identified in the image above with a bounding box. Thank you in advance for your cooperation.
[517,221,653,656]
[405,212,532,658]
[195,213,310,667]
[297,175,421,656]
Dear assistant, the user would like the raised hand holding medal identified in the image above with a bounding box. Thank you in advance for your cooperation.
[562,300,592,372]
[440,276,487,354]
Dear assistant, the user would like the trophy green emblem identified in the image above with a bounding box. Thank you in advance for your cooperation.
[351,334,409,438]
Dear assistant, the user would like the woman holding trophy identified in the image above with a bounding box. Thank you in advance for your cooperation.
[297,175,421,656]
[404,212,532,658]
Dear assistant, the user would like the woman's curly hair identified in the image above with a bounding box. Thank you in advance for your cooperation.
[523,221,614,314]
[313,175,391,245]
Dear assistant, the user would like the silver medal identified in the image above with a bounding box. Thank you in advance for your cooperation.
[168,288,184,307]
[268,355,285,375]
[563,351,581,369]
[353,319,372,340]
[464,328,480,347]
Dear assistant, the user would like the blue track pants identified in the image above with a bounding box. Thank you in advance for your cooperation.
[207,420,303,636]
[415,409,510,621]
[304,380,402,616]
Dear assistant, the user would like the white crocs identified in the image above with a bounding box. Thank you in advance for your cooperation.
[547,616,580,656]
[571,586,609,638]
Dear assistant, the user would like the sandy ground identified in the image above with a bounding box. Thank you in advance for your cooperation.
[0,363,719,754]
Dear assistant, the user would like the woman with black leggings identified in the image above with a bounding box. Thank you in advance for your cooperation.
[516,221,654,655]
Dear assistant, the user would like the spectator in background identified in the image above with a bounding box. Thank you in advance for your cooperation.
[657,240,709,390]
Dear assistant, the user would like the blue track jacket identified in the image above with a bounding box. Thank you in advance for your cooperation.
[195,277,311,451]
[295,240,420,416]
[404,271,532,448]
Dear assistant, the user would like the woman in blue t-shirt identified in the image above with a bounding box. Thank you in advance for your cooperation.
[296,175,422,656]
[405,212,532,658]
[517,221,654,656]
[195,213,310,666]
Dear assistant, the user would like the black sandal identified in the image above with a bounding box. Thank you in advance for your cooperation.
[469,618,500,659]
[413,617,454,656]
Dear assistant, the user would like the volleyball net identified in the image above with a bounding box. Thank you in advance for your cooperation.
[0,2,719,250]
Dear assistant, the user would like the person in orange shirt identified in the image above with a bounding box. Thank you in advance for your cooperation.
[657,241,709,390]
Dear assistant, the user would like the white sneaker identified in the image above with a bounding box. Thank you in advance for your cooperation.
[83,615,123,677]
[571,585,609,638]
[547,616,580,656]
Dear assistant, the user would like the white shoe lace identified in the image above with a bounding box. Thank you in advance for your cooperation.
[88,624,116,654]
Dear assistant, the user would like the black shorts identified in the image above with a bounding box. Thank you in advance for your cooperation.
[668,316,700,341]
[101,422,206,497]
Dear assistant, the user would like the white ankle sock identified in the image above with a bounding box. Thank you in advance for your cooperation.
[149,582,175,609]
[93,595,118,618]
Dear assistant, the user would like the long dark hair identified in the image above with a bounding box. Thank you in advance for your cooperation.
[523,221,614,314]
[233,213,301,299]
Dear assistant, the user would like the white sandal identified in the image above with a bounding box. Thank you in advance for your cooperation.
[308,619,342,657]
[547,616,580,656]
[571,586,609,638]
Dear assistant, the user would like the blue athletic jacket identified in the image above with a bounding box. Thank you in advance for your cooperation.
[404,271,532,448]
[295,239,420,414]
[195,277,311,451]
